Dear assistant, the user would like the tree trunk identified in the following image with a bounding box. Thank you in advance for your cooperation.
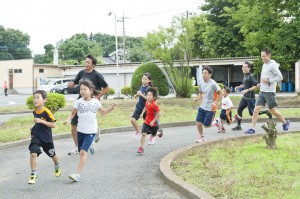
[261,120,278,150]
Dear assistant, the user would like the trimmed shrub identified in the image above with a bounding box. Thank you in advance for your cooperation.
[26,93,66,114]
[104,87,115,99]
[131,62,169,96]
[121,86,133,98]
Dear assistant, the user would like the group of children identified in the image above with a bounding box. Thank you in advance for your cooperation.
[28,48,291,184]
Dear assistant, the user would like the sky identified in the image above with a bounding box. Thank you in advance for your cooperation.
[0,0,204,55]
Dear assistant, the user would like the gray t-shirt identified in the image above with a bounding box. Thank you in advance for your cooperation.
[199,79,221,111]
[260,60,283,92]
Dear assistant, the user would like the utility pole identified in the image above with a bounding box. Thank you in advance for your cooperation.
[117,13,128,64]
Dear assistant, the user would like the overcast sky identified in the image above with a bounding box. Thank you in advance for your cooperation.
[0,0,204,55]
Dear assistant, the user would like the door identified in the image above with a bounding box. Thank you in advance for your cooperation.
[9,69,13,89]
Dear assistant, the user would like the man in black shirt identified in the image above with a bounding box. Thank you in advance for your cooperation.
[67,54,109,155]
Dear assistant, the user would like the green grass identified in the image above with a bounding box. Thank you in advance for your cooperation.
[1,97,300,143]
[172,133,300,199]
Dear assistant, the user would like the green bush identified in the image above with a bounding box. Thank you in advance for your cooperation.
[121,86,133,98]
[193,86,199,94]
[104,87,115,99]
[218,83,225,89]
[131,62,169,96]
[26,93,66,114]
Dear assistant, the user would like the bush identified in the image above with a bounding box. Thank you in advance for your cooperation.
[218,83,225,89]
[193,86,199,94]
[121,86,133,98]
[104,87,115,99]
[131,62,169,96]
[26,93,66,114]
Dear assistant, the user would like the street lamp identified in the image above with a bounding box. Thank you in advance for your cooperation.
[108,12,120,98]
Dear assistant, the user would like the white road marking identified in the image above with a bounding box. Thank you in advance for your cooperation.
[8,101,16,104]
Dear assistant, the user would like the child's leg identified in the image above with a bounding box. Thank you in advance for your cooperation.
[30,153,37,171]
[131,118,140,133]
[51,154,59,164]
[140,133,147,148]
[77,150,88,175]
[196,122,203,137]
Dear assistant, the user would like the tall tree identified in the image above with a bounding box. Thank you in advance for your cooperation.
[0,25,31,60]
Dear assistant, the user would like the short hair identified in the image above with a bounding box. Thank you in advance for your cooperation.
[79,79,94,90]
[224,87,231,94]
[147,87,158,98]
[202,66,213,74]
[33,90,47,99]
[261,48,271,55]
[86,54,97,65]
[244,61,252,68]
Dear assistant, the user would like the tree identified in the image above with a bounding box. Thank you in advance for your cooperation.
[34,44,55,64]
[0,25,32,60]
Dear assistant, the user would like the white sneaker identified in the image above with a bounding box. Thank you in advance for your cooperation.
[68,148,79,155]
[148,135,156,145]
[69,173,80,182]
[89,142,95,155]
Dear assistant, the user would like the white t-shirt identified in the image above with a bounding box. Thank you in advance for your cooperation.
[222,96,233,110]
[74,98,102,134]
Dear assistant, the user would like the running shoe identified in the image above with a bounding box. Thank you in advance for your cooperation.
[157,128,163,138]
[94,128,101,143]
[133,131,141,140]
[245,128,255,134]
[137,147,144,153]
[54,163,62,177]
[69,173,80,182]
[220,127,226,133]
[68,148,79,155]
[196,136,205,143]
[28,174,38,184]
[89,142,95,155]
[232,125,242,131]
[283,120,290,131]
[148,135,156,145]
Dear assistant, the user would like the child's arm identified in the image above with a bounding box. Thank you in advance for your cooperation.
[63,108,77,125]
[194,92,203,102]
[139,106,147,118]
[149,111,160,127]
[33,118,56,128]
[98,103,116,116]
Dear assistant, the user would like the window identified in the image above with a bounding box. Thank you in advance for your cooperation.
[39,69,44,73]
[14,69,22,73]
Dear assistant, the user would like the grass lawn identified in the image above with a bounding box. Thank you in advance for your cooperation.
[172,133,300,199]
[0,96,300,143]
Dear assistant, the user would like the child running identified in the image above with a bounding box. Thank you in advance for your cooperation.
[64,80,116,182]
[131,72,152,139]
[214,87,234,133]
[194,66,223,143]
[137,87,162,153]
[28,90,61,184]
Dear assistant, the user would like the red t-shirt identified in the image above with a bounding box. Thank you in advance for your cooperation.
[144,100,160,126]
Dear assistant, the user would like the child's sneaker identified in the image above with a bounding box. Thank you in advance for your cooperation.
[137,147,144,153]
[69,173,80,182]
[220,127,226,133]
[89,142,95,155]
[148,135,156,145]
[196,136,205,143]
[68,148,79,155]
[282,120,290,131]
[133,131,141,140]
[245,128,255,134]
[54,163,62,177]
[94,128,101,143]
[232,125,242,131]
[28,174,38,184]
[157,128,163,138]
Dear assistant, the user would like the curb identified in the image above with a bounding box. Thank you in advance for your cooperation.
[159,131,299,199]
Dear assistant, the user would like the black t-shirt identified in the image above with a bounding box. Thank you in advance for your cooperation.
[32,107,56,143]
[73,69,108,92]
[243,73,257,99]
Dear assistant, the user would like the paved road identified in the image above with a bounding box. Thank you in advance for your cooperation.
[0,121,298,199]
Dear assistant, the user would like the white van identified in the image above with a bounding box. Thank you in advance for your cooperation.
[39,78,73,92]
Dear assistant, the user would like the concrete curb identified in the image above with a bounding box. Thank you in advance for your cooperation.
[159,131,299,199]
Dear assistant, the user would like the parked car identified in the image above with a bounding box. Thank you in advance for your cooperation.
[40,78,73,92]
[50,84,80,95]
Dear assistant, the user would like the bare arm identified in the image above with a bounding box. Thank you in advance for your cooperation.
[212,89,223,107]
[95,86,109,100]
[149,111,161,127]
[139,106,147,118]
[194,92,203,102]
[63,108,77,125]
[33,118,56,128]
[98,102,116,116]
[134,90,147,100]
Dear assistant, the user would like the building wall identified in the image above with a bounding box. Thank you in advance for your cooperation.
[0,59,34,94]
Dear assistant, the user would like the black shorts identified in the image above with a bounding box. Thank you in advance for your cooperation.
[28,137,56,157]
[141,123,159,136]
[71,113,78,125]
[131,109,146,120]
[220,109,232,124]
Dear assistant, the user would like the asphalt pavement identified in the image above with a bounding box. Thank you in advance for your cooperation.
[0,120,299,199]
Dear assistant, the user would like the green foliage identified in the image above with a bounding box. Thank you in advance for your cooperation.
[121,86,133,98]
[131,62,169,96]
[0,25,32,60]
[26,93,66,114]
[104,87,115,99]
[193,86,199,94]
[218,83,225,89]
[34,44,55,64]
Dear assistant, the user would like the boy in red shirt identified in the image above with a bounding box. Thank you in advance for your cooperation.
[137,87,162,153]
